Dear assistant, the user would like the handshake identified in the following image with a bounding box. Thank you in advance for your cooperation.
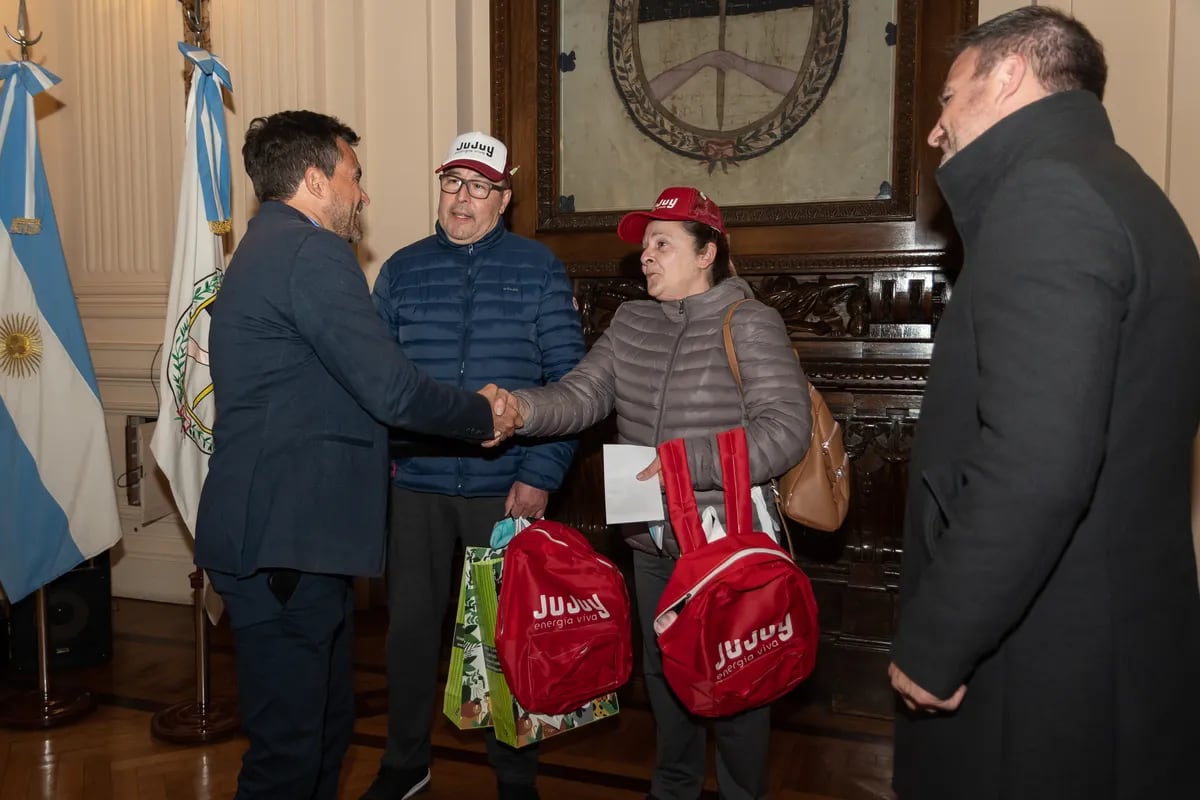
[477,384,528,447]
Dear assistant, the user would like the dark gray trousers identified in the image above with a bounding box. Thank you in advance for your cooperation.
[381,485,538,785]
[633,550,771,800]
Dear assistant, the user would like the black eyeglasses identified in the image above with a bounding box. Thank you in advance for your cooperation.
[438,175,505,199]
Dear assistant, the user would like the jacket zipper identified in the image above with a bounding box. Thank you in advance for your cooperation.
[653,546,791,631]
[650,300,688,444]
[457,243,477,492]
[647,301,689,552]
[528,529,621,570]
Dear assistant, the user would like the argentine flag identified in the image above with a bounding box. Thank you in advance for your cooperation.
[150,44,232,536]
[0,61,121,603]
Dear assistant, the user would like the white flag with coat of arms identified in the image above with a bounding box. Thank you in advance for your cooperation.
[151,43,232,537]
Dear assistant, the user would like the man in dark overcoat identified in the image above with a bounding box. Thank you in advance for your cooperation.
[889,8,1200,799]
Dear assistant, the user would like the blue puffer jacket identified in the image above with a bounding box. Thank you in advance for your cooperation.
[372,220,585,497]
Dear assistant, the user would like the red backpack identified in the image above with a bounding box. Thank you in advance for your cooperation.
[654,428,820,717]
[495,520,633,714]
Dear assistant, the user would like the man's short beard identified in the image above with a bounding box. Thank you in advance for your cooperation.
[328,199,363,243]
[343,213,363,244]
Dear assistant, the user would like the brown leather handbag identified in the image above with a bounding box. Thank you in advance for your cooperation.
[722,300,850,533]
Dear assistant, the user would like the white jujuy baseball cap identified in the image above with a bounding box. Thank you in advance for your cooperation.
[435,131,514,183]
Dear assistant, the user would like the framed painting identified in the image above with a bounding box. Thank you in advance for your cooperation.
[492,0,976,256]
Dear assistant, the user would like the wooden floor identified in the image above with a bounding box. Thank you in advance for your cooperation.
[0,599,895,799]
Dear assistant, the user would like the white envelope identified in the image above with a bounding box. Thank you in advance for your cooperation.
[602,444,665,525]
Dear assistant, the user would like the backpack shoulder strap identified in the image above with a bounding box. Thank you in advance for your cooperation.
[657,438,707,554]
[717,428,754,536]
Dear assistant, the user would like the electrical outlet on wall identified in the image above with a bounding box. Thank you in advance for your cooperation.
[123,417,174,527]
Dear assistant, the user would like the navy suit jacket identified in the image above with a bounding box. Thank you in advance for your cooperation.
[194,201,494,578]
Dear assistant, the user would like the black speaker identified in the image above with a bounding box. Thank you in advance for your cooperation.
[5,551,113,674]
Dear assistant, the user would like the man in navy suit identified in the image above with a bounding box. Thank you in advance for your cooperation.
[194,110,521,800]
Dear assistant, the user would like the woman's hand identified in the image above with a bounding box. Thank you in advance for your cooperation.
[637,455,663,486]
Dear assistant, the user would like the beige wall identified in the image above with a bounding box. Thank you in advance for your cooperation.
[978,1,1200,244]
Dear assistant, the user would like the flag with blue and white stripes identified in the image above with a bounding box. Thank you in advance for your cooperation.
[0,61,121,603]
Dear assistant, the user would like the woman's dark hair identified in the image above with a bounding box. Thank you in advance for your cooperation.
[682,220,732,286]
[242,110,360,203]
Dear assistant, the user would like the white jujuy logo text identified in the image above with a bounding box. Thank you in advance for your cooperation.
[532,593,612,630]
[713,613,794,677]
[655,197,678,209]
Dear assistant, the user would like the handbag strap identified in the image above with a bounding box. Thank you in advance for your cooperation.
[721,299,754,394]
[721,297,800,557]
[718,302,760,537]
[658,429,756,554]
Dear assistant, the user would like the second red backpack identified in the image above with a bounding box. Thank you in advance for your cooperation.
[654,428,820,717]
[495,520,633,714]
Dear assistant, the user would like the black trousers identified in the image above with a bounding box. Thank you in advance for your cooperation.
[380,485,539,785]
[633,550,771,800]
[208,568,356,800]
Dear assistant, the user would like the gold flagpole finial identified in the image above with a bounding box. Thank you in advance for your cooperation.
[5,0,42,62]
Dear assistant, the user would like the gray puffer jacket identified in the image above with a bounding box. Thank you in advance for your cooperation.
[514,277,811,556]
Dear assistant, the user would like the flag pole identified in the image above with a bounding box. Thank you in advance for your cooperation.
[0,588,96,728]
[149,0,238,745]
[150,569,237,743]
[3,0,41,62]
[0,0,98,732]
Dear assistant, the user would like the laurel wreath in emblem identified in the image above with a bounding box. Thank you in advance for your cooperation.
[609,0,849,172]
[0,313,43,378]
[166,270,222,454]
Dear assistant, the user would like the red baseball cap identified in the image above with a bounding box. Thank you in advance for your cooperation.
[616,187,726,244]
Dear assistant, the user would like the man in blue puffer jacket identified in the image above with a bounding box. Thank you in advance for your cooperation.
[360,132,584,800]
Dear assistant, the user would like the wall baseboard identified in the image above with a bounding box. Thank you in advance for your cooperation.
[110,518,195,606]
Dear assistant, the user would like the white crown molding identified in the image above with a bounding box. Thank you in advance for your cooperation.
[76,282,169,320]
[97,378,161,417]
[91,340,163,374]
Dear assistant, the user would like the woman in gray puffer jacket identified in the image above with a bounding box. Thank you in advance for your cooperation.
[512,187,811,800]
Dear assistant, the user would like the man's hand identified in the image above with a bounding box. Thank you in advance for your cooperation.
[505,481,549,519]
[478,384,523,447]
[888,662,966,713]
